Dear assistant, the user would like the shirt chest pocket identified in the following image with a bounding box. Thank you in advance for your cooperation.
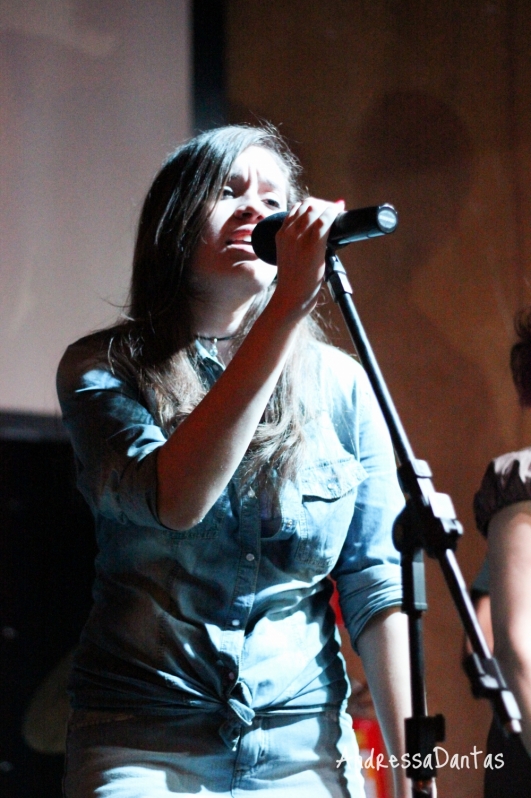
[294,456,367,572]
[161,490,233,541]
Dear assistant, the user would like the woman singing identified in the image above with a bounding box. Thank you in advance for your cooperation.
[58,124,410,797]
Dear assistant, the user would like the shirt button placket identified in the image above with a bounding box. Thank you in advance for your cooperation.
[221,488,260,683]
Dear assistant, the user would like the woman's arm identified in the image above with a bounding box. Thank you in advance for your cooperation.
[488,499,531,757]
[357,608,412,798]
[331,353,411,796]
[157,298,304,529]
[157,198,342,530]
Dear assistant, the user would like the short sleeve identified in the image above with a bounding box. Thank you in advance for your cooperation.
[474,448,531,536]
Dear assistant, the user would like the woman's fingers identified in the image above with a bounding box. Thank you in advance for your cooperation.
[283,197,344,238]
[276,196,345,271]
[270,197,346,321]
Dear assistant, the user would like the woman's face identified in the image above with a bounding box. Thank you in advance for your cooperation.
[189,145,289,309]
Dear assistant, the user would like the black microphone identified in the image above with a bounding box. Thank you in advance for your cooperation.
[251,204,398,265]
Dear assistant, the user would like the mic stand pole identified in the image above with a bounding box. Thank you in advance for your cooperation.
[324,249,522,798]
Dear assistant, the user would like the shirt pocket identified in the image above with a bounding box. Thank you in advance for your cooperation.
[294,456,367,572]
[161,490,232,541]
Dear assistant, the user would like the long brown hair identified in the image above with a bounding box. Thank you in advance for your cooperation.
[107,124,328,483]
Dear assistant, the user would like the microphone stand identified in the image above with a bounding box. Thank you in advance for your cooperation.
[324,248,522,797]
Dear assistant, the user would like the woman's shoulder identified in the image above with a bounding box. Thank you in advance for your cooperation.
[474,446,531,535]
[314,342,371,404]
[56,327,135,401]
[315,342,366,380]
[58,328,112,377]
[61,327,113,359]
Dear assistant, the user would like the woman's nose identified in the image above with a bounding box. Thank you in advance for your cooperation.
[234,194,265,220]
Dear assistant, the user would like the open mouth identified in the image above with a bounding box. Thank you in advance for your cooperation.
[227,235,252,245]
[227,236,254,248]
[227,226,255,247]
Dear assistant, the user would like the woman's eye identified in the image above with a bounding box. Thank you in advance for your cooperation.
[265,198,281,208]
[221,187,234,199]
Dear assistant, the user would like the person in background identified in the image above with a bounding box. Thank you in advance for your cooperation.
[468,557,493,655]
[57,124,411,798]
[474,307,531,797]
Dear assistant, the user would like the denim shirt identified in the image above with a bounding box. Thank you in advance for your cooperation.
[57,333,404,747]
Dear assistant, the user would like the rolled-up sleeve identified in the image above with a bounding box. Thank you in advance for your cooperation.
[57,338,169,529]
[332,365,404,651]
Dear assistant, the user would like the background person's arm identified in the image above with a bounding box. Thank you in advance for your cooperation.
[488,499,531,757]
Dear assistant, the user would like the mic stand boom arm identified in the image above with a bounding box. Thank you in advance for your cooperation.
[324,249,522,798]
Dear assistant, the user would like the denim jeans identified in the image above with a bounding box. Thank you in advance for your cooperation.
[63,707,366,797]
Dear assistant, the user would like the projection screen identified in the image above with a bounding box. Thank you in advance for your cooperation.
[0,0,191,417]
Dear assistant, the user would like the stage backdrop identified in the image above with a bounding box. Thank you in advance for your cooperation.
[224,1,531,796]
[0,0,191,415]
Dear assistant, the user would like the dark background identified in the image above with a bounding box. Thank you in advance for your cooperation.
[0,437,95,798]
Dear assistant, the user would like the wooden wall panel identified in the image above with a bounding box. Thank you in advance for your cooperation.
[226,2,531,795]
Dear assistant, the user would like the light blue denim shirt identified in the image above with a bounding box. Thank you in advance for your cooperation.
[57,333,404,747]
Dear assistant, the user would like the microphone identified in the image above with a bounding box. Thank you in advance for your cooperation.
[251,204,398,265]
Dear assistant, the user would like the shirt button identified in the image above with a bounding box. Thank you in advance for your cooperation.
[228,672,236,680]
[245,552,255,561]
[327,482,336,490]
[231,619,240,627]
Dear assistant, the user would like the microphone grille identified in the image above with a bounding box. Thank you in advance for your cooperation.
[251,212,287,265]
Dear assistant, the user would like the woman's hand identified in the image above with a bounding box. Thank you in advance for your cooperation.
[270,198,345,322]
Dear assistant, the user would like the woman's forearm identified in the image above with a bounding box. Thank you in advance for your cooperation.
[357,608,412,798]
[157,300,301,530]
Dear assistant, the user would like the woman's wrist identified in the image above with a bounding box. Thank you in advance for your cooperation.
[260,286,317,329]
